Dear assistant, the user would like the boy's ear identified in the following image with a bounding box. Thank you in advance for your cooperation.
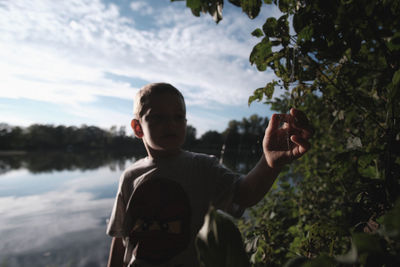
[131,119,144,138]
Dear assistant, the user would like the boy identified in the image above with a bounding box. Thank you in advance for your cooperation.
[107,83,313,267]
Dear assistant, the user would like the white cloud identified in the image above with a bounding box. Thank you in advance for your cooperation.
[186,111,229,137]
[130,1,154,15]
[0,0,278,133]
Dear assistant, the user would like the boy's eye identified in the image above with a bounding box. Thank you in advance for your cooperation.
[174,115,186,122]
[146,114,186,123]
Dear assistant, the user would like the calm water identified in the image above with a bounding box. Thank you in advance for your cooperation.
[0,152,141,267]
[0,150,259,267]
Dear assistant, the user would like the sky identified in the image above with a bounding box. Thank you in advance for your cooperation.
[0,0,282,137]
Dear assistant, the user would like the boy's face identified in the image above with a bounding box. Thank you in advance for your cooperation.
[132,92,187,157]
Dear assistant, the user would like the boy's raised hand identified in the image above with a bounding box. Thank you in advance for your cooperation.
[263,108,313,169]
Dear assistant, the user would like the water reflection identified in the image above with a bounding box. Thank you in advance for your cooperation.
[0,152,144,267]
[0,150,259,267]
[0,150,141,174]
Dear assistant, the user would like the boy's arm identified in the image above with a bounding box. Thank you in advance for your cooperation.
[234,108,313,207]
[234,157,280,207]
[107,237,125,267]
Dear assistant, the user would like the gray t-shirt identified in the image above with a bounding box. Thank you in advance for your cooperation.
[106,150,244,267]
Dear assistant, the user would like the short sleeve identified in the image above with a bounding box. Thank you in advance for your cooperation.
[106,173,127,237]
[206,156,245,218]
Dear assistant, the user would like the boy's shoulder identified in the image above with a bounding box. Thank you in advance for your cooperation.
[126,151,218,171]
[184,150,216,158]
[113,157,160,199]
[119,157,152,183]
[119,151,220,181]
[180,150,219,165]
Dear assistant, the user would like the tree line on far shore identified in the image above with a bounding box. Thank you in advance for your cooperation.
[0,114,269,157]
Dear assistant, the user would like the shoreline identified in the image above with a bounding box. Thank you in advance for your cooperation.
[0,150,27,156]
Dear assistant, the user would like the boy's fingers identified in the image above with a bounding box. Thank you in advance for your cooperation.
[290,108,310,125]
[300,125,314,139]
[268,113,310,140]
[290,108,308,123]
[290,108,314,138]
[290,135,311,156]
[267,114,286,133]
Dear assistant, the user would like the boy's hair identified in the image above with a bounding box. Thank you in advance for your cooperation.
[133,83,185,119]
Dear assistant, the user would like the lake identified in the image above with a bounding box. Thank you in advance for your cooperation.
[0,151,142,267]
[0,150,259,267]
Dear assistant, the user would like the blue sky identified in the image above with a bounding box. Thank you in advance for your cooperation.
[0,0,282,137]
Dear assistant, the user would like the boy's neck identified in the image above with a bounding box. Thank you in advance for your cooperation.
[145,146,183,160]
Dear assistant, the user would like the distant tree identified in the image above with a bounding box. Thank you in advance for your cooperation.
[198,130,223,151]
[0,123,18,149]
[118,126,126,136]
[240,114,268,155]
[222,119,241,156]
[26,124,58,149]
[221,115,267,156]
[0,124,144,152]
[184,125,198,148]
[110,125,118,136]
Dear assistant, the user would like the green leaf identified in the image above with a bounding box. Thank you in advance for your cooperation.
[196,207,249,267]
[301,255,336,267]
[278,0,289,13]
[335,244,358,264]
[251,28,264,37]
[228,0,242,7]
[263,17,278,37]
[382,198,400,238]
[265,81,276,98]
[248,88,263,105]
[248,81,277,105]
[392,69,400,86]
[386,32,400,51]
[249,37,273,71]
[352,233,383,254]
[297,26,313,41]
[241,0,262,19]
[292,12,305,34]
[283,256,308,267]
[186,0,202,9]
[277,14,289,36]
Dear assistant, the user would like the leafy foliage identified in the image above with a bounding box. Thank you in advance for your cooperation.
[196,207,250,267]
[172,0,224,23]
[198,187,400,267]
[172,0,400,266]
